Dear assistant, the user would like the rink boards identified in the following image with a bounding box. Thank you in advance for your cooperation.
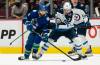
[0,19,100,54]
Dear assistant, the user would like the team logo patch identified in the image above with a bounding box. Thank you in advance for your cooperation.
[73,14,80,21]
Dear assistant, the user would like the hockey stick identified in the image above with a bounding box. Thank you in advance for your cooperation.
[9,30,28,45]
[32,30,81,61]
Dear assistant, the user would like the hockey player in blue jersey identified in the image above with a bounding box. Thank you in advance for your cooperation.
[18,4,50,60]
[68,0,92,56]
[37,2,87,60]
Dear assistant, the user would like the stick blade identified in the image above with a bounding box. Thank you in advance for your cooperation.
[9,42,12,45]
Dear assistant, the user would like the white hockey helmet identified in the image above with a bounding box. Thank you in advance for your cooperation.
[63,2,72,10]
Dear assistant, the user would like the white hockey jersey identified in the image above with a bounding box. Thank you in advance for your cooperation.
[72,8,88,25]
[54,8,88,30]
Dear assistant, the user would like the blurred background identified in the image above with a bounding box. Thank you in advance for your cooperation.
[0,0,100,19]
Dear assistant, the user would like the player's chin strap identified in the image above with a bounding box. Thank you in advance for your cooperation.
[31,30,81,61]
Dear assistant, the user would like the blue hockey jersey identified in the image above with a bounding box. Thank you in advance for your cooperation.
[23,10,50,33]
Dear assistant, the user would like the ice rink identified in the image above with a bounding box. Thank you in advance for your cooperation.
[0,54,100,65]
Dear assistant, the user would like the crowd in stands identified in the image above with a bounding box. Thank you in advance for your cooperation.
[0,0,100,19]
[94,0,100,17]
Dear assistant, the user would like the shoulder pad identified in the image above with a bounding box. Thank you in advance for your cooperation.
[80,3,84,7]
[32,10,38,13]
[46,17,50,21]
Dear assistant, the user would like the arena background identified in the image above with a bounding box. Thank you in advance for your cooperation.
[0,19,99,54]
[0,0,100,54]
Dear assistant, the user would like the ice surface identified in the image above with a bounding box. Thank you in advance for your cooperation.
[0,54,100,65]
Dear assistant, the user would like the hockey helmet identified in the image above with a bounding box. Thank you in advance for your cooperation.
[38,4,48,16]
[39,4,48,11]
[63,2,72,10]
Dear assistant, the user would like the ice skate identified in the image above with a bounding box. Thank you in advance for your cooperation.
[18,56,29,60]
[85,46,93,56]
[67,47,77,56]
[32,53,42,60]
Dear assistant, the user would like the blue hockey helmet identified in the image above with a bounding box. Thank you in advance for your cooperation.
[39,4,48,11]
[38,4,48,16]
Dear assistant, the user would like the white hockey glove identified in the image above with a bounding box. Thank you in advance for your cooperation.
[55,12,66,23]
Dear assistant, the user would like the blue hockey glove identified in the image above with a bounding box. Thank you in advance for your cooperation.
[42,33,48,42]
[27,24,34,31]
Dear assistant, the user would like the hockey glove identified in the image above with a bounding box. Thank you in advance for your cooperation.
[74,22,86,28]
[85,22,92,29]
[27,24,33,31]
[42,33,48,42]
[27,24,36,32]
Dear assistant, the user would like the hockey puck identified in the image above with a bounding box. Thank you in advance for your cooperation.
[62,60,66,62]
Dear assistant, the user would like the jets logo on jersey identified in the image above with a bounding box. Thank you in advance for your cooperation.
[72,8,86,24]
[73,14,80,21]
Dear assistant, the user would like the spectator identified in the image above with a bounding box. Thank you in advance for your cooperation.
[25,0,31,13]
[53,0,66,13]
[11,0,28,19]
[31,0,39,10]
[95,3,100,17]
[8,0,15,7]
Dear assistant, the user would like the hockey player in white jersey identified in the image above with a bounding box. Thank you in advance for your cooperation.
[37,2,87,60]
[68,8,92,56]
[68,0,92,56]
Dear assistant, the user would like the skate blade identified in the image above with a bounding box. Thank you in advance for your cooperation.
[18,59,29,60]
[18,57,29,60]
[67,53,77,56]
[85,53,93,57]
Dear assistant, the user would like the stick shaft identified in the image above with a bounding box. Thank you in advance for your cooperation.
[10,30,28,45]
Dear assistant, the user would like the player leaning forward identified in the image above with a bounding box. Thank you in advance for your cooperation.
[18,4,50,60]
[68,0,92,56]
[38,2,87,60]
